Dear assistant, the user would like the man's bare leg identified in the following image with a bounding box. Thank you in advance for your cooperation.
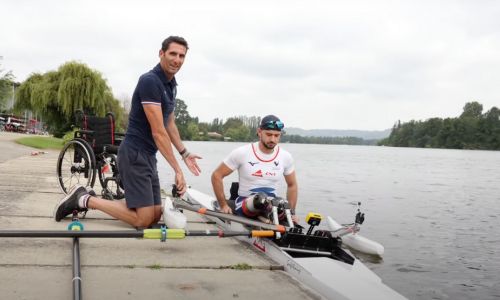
[87,197,161,228]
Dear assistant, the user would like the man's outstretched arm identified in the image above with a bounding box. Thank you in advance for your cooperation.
[165,111,202,176]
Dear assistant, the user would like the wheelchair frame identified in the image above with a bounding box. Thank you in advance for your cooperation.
[56,111,125,200]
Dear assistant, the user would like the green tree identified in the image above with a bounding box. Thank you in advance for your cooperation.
[223,117,244,133]
[209,118,224,133]
[14,61,122,137]
[242,115,261,138]
[186,121,200,140]
[435,118,457,148]
[0,63,14,111]
[225,125,250,141]
[460,101,483,119]
[197,122,209,135]
[478,106,500,149]
[174,98,192,139]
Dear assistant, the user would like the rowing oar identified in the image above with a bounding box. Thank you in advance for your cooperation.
[174,202,287,233]
[68,212,83,300]
[169,185,287,233]
[0,228,276,239]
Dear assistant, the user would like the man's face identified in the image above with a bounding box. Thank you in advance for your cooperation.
[258,128,281,150]
[159,42,187,79]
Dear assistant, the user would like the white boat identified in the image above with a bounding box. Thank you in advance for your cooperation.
[171,187,407,300]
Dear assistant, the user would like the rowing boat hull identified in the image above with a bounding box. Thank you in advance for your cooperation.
[181,188,407,300]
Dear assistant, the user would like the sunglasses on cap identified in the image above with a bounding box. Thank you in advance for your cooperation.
[260,120,284,130]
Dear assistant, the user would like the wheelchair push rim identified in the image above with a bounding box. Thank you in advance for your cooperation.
[56,138,96,194]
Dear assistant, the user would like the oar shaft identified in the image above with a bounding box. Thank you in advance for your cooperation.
[0,230,144,238]
[175,202,286,233]
[185,230,275,238]
[0,229,276,239]
[72,237,82,300]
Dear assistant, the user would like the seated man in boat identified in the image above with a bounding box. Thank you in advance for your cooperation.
[211,115,298,224]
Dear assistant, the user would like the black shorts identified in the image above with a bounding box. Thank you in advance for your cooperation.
[118,144,161,209]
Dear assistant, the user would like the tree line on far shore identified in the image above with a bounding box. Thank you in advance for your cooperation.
[378,102,500,150]
[4,60,499,150]
[173,100,377,145]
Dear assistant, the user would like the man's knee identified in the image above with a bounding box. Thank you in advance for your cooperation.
[133,218,154,228]
[133,211,156,228]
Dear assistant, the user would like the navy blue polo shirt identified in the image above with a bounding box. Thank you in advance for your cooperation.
[124,64,177,154]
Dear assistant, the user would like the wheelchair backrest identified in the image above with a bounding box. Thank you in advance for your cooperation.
[78,112,116,148]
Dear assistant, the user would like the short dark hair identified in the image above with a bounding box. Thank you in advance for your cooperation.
[161,36,189,51]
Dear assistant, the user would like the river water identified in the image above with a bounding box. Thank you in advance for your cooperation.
[157,141,500,300]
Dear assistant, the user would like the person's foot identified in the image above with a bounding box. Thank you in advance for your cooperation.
[54,185,89,221]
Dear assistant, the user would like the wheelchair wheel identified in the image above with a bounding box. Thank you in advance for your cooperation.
[57,138,96,194]
[98,153,124,200]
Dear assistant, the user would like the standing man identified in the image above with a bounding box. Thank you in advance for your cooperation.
[211,115,298,223]
[54,36,201,228]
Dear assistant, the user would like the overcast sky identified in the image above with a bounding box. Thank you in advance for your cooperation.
[2,0,500,130]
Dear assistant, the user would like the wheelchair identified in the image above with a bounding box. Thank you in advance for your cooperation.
[56,111,125,200]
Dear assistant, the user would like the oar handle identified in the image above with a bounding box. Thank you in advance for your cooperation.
[250,230,275,238]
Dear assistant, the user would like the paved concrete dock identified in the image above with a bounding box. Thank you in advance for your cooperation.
[0,132,320,299]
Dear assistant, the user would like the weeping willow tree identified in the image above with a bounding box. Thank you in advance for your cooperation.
[15,61,123,137]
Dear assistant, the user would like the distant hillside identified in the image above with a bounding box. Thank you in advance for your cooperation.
[285,127,391,140]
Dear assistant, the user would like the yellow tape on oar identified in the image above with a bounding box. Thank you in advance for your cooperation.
[143,229,186,240]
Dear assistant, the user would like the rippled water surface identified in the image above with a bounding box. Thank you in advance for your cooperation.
[158,142,500,300]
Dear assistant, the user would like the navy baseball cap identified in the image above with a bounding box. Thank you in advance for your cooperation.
[260,115,284,131]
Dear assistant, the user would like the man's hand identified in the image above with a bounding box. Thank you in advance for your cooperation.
[219,204,233,214]
[183,153,202,176]
[174,172,187,196]
[291,214,299,224]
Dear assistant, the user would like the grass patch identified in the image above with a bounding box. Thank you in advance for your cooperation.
[15,136,64,150]
[147,264,162,270]
[230,263,252,270]
[125,265,136,269]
